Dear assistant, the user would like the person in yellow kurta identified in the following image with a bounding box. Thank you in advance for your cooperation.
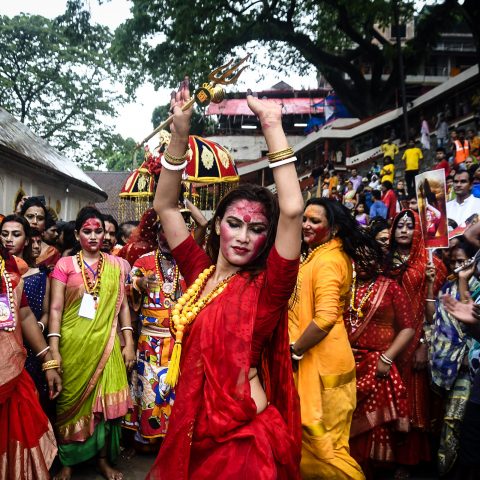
[289,197,382,479]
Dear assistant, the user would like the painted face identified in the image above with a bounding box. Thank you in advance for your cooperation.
[217,199,269,266]
[31,236,42,259]
[375,228,390,254]
[302,204,331,247]
[449,248,469,274]
[394,215,415,248]
[76,218,104,253]
[24,206,46,232]
[0,221,28,256]
[101,221,117,253]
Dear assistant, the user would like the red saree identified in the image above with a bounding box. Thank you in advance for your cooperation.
[346,276,413,475]
[388,210,447,465]
[0,251,56,479]
[147,237,301,480]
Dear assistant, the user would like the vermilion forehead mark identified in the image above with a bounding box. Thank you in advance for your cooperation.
[243,214,252,223]
[82,218,102,230]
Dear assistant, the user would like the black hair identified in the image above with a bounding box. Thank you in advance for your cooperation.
[372,190,382,200]
[45,214,56,230]
[0,214,33,265]
[369,218,390,239]
[384,156,393,164]
[454,169,473,183]
[451,238,477,261]
[304,198,383,277]
[58,221,77,254]
[75,206,105,232]
[205,184,278,276]
[24,227,42,268]
[20,197,47,217]
[436,147,446,154]
[382,180,393,190]
[102,214,119,234]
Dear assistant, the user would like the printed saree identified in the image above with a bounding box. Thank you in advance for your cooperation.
[55,255,131,466]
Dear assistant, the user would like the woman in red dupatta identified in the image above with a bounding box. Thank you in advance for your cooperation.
[345,257,415,478]
[387,210,446,473]
[147,83,304,479]
[0,246,62,478]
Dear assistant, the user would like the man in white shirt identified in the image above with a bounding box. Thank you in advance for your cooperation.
[446,170,480,226]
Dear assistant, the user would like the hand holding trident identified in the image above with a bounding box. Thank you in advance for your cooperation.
[136,55,250,148]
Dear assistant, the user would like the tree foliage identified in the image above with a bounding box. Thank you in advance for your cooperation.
[0,2,129,167]
[89,134,137,171]
[113,0,478,119]
[151,103,216,137]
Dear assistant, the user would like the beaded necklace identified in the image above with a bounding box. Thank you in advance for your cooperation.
[0,257,16,332]
[165,265,238,387]
[301,238,334,266]
[154,249,180,304]
[348,274,376,328]
[76,251,105,305]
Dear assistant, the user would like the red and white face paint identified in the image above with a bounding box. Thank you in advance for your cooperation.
[77,218,104,254]
[217,199,269,266]
[302,204,332,247]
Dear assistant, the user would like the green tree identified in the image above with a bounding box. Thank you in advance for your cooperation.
[112,0,474,119]
[151,103,216,136]
[90,134,137,171]
[0,3,128,167]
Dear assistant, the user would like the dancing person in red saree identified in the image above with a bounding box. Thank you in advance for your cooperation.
[147,81,304,480]
[345,256,414,479]
[49,207,136,480]
[0,245,62,479]
[387,210,446,478]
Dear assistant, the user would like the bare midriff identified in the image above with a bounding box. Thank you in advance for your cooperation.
[249,367,267,413]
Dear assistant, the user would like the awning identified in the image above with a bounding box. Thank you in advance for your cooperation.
[207,98,324,116]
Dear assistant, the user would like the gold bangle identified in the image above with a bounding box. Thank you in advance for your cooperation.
[42,359,59,371]
[164,149,189,165]
[267,147,294,161]
[43,365,60,371]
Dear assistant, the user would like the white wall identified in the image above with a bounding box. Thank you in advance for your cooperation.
[0,160,103,220]
[206,135,305,162]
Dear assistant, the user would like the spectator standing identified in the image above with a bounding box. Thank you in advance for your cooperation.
[436,113,449,148]
[381,139,399,160]
[381,180,398,221]
[380,156,395,184]
[402,140,423,196]
[467,128,480,158]
[395,179,408,210]
[369,161,381,177]
[432,147,451,176]
[453,129,470,166]
[369,190,388,219]
[348,168,363,191]
[446,170,480,226]
[420,116,431,150]
[329,170,339,194]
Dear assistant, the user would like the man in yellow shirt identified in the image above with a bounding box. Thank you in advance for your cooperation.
[380,156,395,184]
[402,139,423,196]
[381,139,399,160]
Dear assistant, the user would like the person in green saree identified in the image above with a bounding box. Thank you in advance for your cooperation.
[49,207,135,480]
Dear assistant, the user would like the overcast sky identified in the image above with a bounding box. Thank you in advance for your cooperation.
[1,0,318,144]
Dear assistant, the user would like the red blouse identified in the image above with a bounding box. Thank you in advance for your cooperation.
[172,235,299,366]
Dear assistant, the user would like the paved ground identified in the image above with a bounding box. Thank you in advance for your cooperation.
[51,454,438,480]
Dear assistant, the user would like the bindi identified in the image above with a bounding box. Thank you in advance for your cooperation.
[243,214,252,223]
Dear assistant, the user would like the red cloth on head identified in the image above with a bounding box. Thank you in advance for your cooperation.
[147,236,301,480]
[388,210,447,465]
[118,208,158,265]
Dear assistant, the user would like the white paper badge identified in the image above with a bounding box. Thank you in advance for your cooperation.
[78,293,98,320]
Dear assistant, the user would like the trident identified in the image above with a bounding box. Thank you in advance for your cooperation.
[136,55,250,148]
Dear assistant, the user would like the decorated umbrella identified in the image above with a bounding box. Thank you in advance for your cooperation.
[118,131,239,220]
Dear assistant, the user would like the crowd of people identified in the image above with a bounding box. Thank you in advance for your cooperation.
[315,127,480,237]
[1,87,480,480]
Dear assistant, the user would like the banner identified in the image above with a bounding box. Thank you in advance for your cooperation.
[415,169,449,249]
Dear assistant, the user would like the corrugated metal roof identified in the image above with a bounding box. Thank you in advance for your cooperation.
[0,107,105,198]
[207,98,324,116]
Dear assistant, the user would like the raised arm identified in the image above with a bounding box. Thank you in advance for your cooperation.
[153,81,193,250]
[246,93,304,260]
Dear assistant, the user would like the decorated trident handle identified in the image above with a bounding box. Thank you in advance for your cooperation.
[136,55,250,148]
